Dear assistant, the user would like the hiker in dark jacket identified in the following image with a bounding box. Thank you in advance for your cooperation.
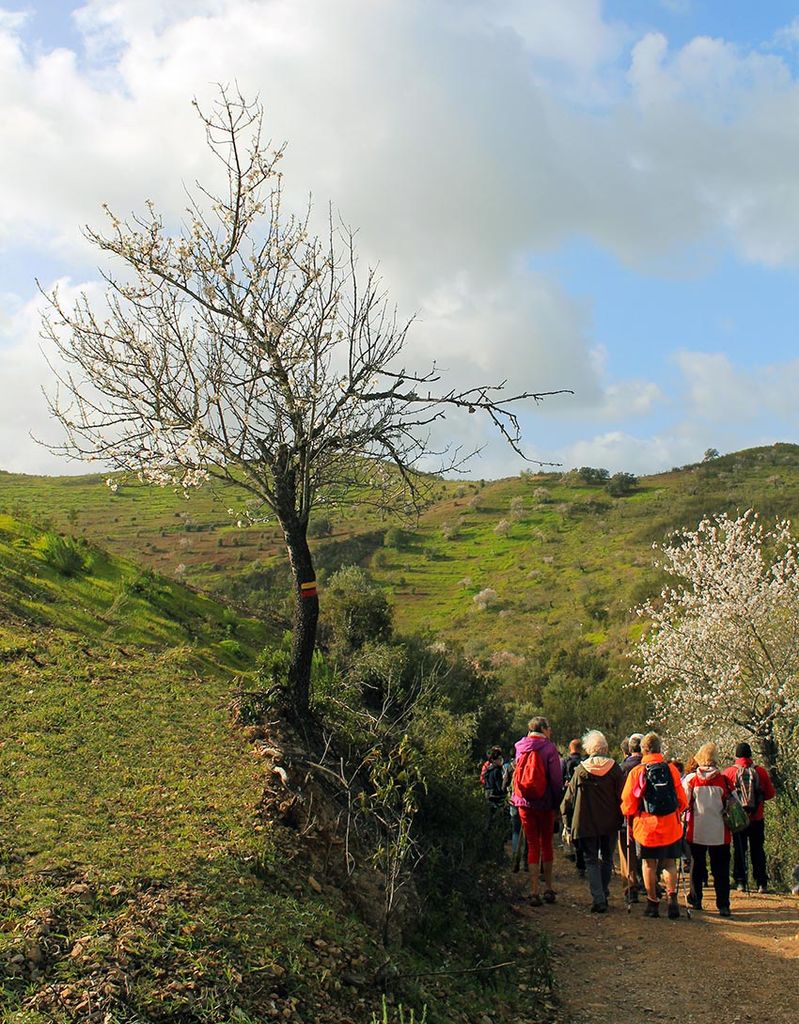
[484,752,505,826]
[561,730,624,912]
[618,733,644,902]
[561,739,586,876]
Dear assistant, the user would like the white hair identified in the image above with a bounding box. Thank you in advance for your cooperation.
[582,730,609,757]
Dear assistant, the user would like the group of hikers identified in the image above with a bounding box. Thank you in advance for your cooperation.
[481,716,777,917]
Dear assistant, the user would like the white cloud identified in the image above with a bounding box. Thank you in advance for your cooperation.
[0,278,110,473]
[559,430,699,475]
[2,2,799,476]
[676,350,799,423]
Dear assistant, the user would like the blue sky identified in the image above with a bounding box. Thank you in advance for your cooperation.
[3,0,799,476]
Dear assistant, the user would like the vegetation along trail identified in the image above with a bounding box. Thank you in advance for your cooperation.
[512,850,799,1023]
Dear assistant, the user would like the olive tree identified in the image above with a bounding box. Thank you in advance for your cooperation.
[41,89,566,720]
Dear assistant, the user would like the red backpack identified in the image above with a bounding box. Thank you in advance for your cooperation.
[479,760,491,787]
[514,747,548,801]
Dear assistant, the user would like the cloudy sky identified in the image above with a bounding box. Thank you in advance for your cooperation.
[3,0,799,477]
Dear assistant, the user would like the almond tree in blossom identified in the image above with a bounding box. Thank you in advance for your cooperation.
[633,508,799,785]
[40,89,567,721]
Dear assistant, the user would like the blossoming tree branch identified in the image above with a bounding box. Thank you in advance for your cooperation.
[634,509,799,787]
[40,88,569,720]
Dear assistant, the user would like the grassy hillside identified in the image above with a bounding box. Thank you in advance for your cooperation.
[4,444,799,692]
[0,514,552,1023]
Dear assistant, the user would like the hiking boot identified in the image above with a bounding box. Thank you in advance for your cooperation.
[757,885,768,894]
[577,869,586,879]
[644,898,660,917]
[718,907,732,917]
[590,901,608,913]
[542,890,557,904]
[628,889,639,904]
[687,892,701,909]
[735,882,746,892]
[528,893,543,907]
[667,894,680,919]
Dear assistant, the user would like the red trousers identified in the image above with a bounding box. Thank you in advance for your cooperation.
[518,808,555,864]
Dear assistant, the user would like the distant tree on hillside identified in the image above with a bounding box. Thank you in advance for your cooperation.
[578,466,610,485]
[703,448,720,461]
[606,471,637,497]
[40,88,568,721]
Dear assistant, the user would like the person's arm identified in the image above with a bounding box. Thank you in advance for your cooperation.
[620,767,639,817]
[758,765,776,801]
[548,745,563,798]
[560,772,577,825]
[672,764,689,813]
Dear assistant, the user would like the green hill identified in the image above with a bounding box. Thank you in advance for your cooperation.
[0,513,551,1023]
[4,443,799,734]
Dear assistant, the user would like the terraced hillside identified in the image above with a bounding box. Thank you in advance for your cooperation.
[3,444,799,681]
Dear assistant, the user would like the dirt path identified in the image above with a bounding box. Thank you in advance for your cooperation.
[511,849,799,1023]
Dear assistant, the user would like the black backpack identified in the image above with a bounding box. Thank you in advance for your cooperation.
[734,765,762,814]
[642,762,678,816]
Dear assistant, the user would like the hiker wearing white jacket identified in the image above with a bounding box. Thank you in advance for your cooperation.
[682,742,732,917]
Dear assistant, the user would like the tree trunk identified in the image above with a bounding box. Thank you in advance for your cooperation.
[272,449,319,720]
[283,519,319,718]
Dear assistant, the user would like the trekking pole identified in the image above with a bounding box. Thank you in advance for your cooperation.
[625,816,632,914]
[679,823,692,920]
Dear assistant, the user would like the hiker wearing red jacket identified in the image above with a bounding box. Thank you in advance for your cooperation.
[621,732,688,918]
[722,741,776,893]
[511,716,563,907]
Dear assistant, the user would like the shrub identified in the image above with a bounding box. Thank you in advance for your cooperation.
[323,565,393,654]
[124,568,165,600]
[578,466,610,485]
[473,588,498,610]
[508,496,526,520]
[606,472,638,497]
[36,531,89,577]
[308,514,334,538]
[218,638,243,658]
[440,521,458,541]
[493,519,510,538]
[383,526,405,549]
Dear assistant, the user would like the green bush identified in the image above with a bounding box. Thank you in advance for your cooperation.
[218,638,243,659]
[383,526,405,549]
[308,514,334,538]
[35,531,89,577]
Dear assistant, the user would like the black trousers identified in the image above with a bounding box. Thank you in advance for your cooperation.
[732,818,767,887]
[688,842,730,910]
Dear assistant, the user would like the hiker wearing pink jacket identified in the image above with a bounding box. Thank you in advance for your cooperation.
[511,715,563,906]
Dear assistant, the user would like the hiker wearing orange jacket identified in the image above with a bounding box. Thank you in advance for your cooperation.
[621,732,688,918]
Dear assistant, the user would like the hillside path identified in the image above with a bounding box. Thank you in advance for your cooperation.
[511,849,799,1023]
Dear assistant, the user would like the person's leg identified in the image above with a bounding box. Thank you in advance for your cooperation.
[519,809,543,899]
[575,838,586,876]
[662,858,680,918]
[710,843,731,913]
[581,837,604,906]
[539,811,556,898]
[748,819,768,890]
[599,833,614,901]
[640,855,660,916]
[732,827,748,889]
[689,843,705,907]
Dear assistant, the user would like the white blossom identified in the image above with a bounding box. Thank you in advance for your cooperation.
[632,509,799,775]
